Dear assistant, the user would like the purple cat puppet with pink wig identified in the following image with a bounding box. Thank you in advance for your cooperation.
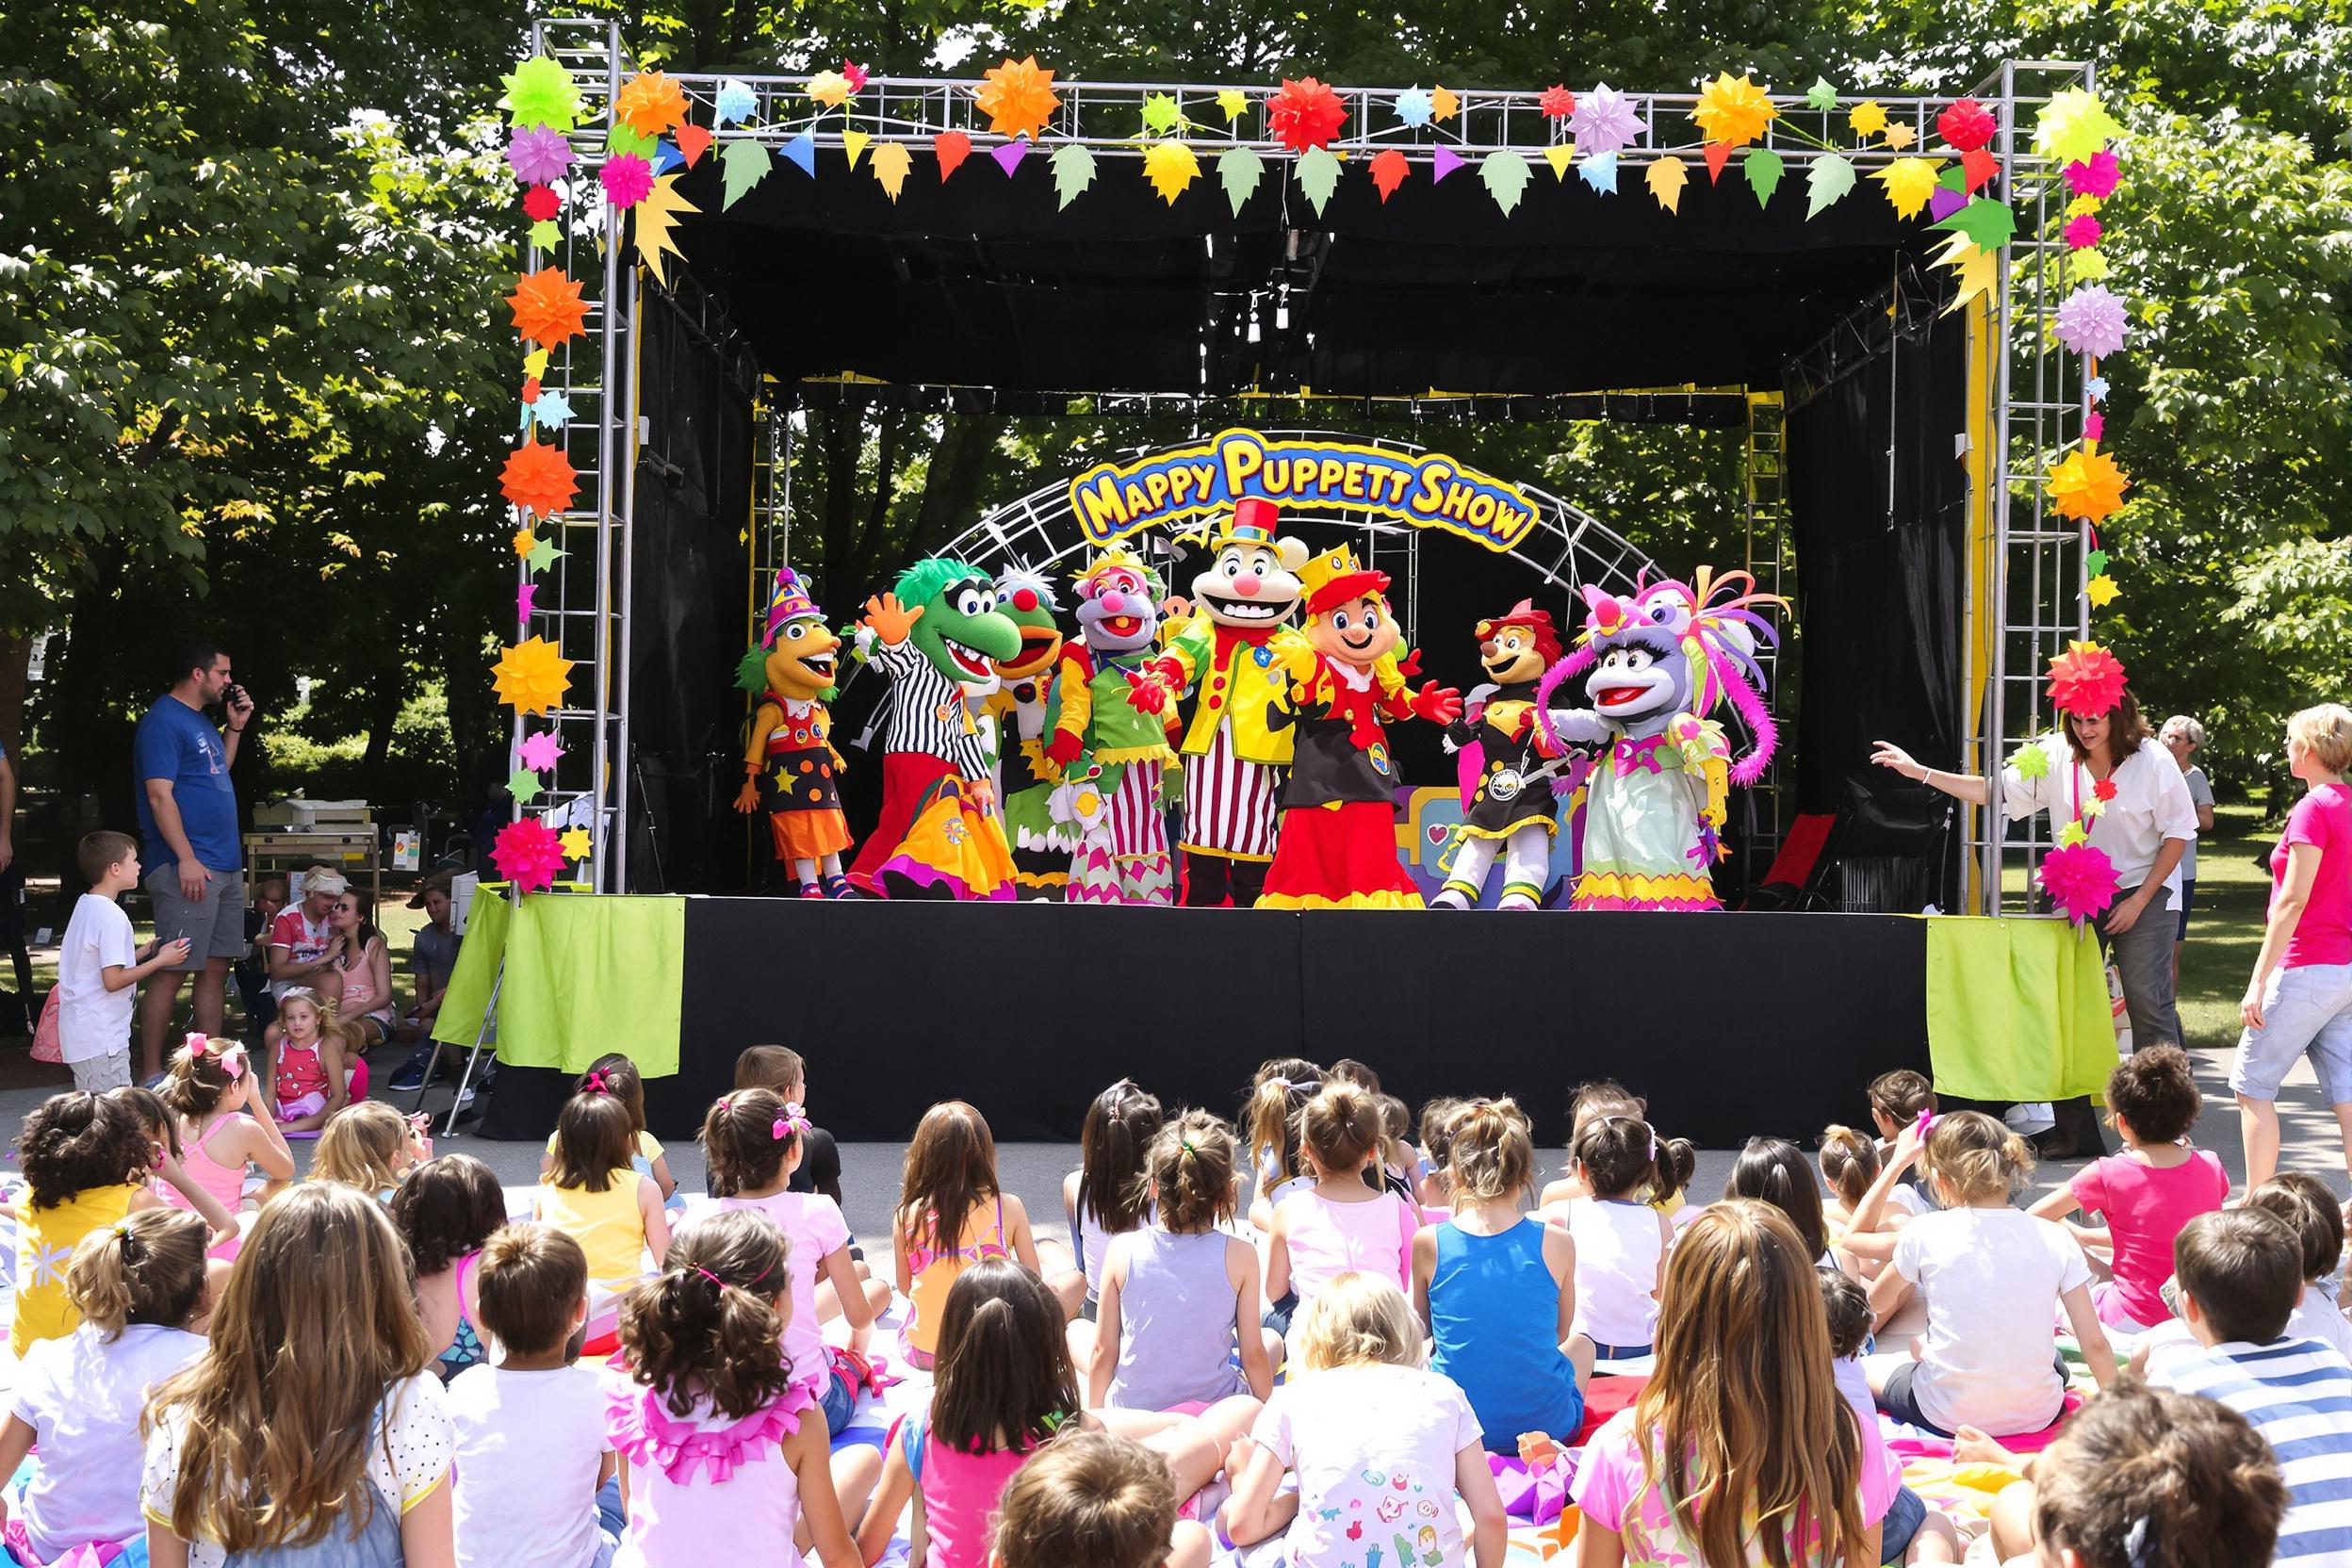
[1536,568,1787,910]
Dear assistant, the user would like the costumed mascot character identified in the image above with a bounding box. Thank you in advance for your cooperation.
[1256,547,1462,909]
[1433,602,1567,910]
[982,565,1075,898]
[1535,569,1784,910]
[842,558,1023,900]
[1130,497,1306,906]
[1043,549,1181,906]
[732,567,856,898]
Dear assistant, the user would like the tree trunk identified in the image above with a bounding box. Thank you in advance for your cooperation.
[817,408,863,602]
[359,674,403,776]
[0,634,28,761]
[908,413,1008,562]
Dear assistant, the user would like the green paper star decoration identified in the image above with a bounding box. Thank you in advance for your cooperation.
[2085,548,2109,575]
[507,766,545,804]
[1805,77,1839,112]
[503,56,581,132]
[527,535,567,573]
[1141,92,1184,137]
[2011,739,2051,779]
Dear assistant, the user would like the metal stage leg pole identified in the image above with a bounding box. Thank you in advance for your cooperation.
[438,964,504,1140]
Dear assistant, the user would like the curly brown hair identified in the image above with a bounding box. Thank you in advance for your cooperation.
[2034,1378,2285,1568]
[19,1091,150,1210]
[617,1208,794,1420]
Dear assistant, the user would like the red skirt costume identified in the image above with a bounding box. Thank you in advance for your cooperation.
[1257,658,1424,910]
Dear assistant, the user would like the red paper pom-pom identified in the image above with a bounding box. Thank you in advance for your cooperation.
[2093,777,2118,803]
[1267,77,1347,153]
[1539,85,1576,121]
[523,184,561,220]
[2038,840,2120,923]
[2047,640,2128,717]
[1937,97,1997,153]
[491,817,567,894]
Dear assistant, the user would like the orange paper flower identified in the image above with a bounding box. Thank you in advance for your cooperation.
[506,268,588,350]
[1268,77,1348,153]
[2048,448,2130,524]
[491,636,575,717]
[975,57,1060,141]
[500,439,579,518]
[614,72,688,139]
[1692,72,1777,150]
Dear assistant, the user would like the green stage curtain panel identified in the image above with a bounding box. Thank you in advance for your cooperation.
[430,894,686,1077]
[1924,915,2115,1102]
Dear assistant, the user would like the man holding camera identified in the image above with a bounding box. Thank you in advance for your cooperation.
[133,640,255,1080]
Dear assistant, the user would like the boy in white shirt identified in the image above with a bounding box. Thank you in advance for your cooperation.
[56,831,188,1091]
[444,1222,619,1568]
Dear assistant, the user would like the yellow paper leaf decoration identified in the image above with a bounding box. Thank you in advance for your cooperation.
[1217,88,1249,123]
[1932,232,2000,315]
[1692,73,1776,150]
[1876,157,1945,219]
[976,56,1060,141]
[1645,155,1690,212]
[2086,573,2121,608]
[512,528,537,559]
[1142,140,1200,204]
[808,70,854,108]
[632,174,697,287]
[1431,85,1460,122]
[1848,100,1888,139]
[871,139,912,201]
[559,825,593,861]
[1882,122,1916,151]
[2049,448,2131,523]
[492,635,575,716]
[1543,144,1576,180]
[2070,249,2111,281]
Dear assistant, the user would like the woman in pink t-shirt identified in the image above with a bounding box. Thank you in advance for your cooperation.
[2030,1045,2227,1333]
[2230,703,2352,1188]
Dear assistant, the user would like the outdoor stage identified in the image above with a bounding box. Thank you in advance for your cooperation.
[443,895,2117,1147]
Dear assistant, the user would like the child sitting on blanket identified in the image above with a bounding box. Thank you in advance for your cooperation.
[1849,1112,2117,1438]
[313,1101,429,1202]
[891,1102,1054,1367]
[992,1431,1210,1568]
[1090,1111,1277,1411]
[1550,1112,1679,1362]
[2026,1045,2227,1335]
[392,1153,507,1382]
[0,1207,209,1566]
[1817,1266,1961,1564]
[605,1211,869,1568]
[1535,1079,1646,1209]
[537,1088,672,1352]
[1568,1202,1895,1567]
[544,1055,680,1208]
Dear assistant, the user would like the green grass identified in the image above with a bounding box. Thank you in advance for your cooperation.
[2178,803,2276,1049]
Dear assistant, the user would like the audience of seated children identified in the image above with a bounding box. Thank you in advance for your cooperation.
[991,1431,1209,1568]
[1263,1083,1419,1356]
[544,1055,679,1206]
[1413,1097,1588,1452]
[265,988,351,1135]
[2250,1173,2352,1358]
[892,1102,1054,1369]
[1724,1135,1835,1265]
[311,1100,429,1202]
[142,1184,457,1568]
[1242,1058,1323,1233]
[1551,1110,1680,1362]
[1411,1095,1467,1209]
[108,1085,239,1251]
[1090,1111,1278,1411]
[735,1045,843,1205]
[444,1223,618,1568]
[1059,1079,1163,1320]
[537,1087,673,1352]
[1817,1267,1960,1563]
[392,1152,509,1381]
[2026,1045,2228,1337]
[160,1034,294,1252]
[1536,1080,1648,1210]
[1225,1272,1507,1568]
[14,1091,189,1355]
[605,1210,870,1568]
[0,1207,210,1565]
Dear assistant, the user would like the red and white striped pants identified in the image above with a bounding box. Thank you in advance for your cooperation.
[1182,728,1282,860]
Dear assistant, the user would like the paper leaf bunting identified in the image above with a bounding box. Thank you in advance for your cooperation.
[2048,639,2128,715]
[1878,157,1944,219]
[1568,84,1645,158]
[491,636,574,716]
[2039,841,2120,923]
[1961,145,1999,192]
[1481,149,1531,215]
[976,57,1059,141]
[491,818,567,894]
[779,132,817,177]
[1703,140,1735,183]
[531,390,573,430]
[1932,235,2000,316]
[1882,122,1917,151]
[1142,140,1200,204]
[1848,100,1889,139]
[2055,285,2130,357]
[2085,547,2110,575]
[871,139,913,201]
[2086,574,2121,608]
[935,130,972,179]
[507,125,573,185]
[1938,97,1997,153]
[1805,77,1838,112]
[1369,147,1410,202]
[1743,147,1784,206]
[515,581,535,625]
[719,138,771,208]
[507,269,588,350]
[606,123,655,161]
[632,175,696,286]
[1395,87,1433,128]
[841,129,871,170]
[714,78,756,127]
[500,441,578,518]
[518,730,564,772]
[1216,146,1265,217]
[1295,145,1342,214]
[1430,146,1464,183]
[599,154,654,208]
[502,57,581,132]
[991,140,1029,177]
[526,535,564,573]
[1692,73,1775,150]
[1805,152,1855,217]
[615,73,688,139]
[1050,141,1096,209]
[807,70,854,109]
[1932,196,2017,252]
[1430,85,1460,122]
[675,122,712,169]
[1268,78,1347,153]
[1645,155,1689,212]
[1577,151,1618,195]
[1543,144,1576,180]
[506,767,544,805]
[2048,449,2131,523]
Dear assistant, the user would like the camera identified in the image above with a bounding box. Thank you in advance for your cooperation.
[223,681,248,710]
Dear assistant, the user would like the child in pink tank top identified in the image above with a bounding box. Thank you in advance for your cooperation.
[1265,1083,1419,1344]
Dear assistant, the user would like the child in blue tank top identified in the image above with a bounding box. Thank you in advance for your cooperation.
[1411,1098,1588,1452]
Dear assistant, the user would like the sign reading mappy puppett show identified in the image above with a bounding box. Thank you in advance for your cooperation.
[1069,430,1541,553]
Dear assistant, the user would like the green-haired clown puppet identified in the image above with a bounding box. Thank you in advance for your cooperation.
[732,567,855,897]
[843,557,1025,900]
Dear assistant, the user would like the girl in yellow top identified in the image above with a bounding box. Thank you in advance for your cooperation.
[535,1089,671,1352]
[12,1091,189,1355]
[536,1054,679,1204]
[891,1102,1051,1366]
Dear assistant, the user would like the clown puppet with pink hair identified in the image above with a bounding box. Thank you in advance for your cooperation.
[1537,569,1787,911]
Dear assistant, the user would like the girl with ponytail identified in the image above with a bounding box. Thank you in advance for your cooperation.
[162,1033,295,1245]
[1242,1058,1323,1232]
[605,1210,865,1568]
[0,1208,208,1565]
[1412,1097,1587,1452]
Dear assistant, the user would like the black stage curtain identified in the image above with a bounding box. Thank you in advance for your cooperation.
[476,902,1931,1148]
[623,291,758,893]
[1786,296,1968,912]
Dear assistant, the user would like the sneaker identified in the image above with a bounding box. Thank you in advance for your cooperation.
[385,1045,443,1094]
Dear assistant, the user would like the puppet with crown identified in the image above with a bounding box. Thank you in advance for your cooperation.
[1256,546,1462,909]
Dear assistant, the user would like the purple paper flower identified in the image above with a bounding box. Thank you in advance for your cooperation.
[2055,284,2130,358]
[507,124,574,185]
[1567,83,1646,159]
[599,153,654,208]
[2065,149,2119,200]
[2063,212,2102,250]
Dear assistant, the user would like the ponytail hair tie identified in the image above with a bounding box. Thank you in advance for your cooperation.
[584,1069,611,1095]
[776,1102,811,1141]
[715,1094,733,1114]
[1179,1138,1196,1159]
[693,1265,729,1293]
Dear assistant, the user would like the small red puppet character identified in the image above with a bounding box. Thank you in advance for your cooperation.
[1256,547,1462,908]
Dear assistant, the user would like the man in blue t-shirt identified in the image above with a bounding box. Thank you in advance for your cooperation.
[132,640,257,1079]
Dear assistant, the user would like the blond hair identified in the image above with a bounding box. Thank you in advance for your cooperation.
[1293,1272,1423,1372]
[1445,1098,1533,1205]
[1921,1109,2034,1203]
[2289,704,2352,776]
[313,1102,410,1196]
[68,1207,208,1339]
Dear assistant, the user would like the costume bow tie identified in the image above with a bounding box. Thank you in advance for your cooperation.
[1613,734,1671,775]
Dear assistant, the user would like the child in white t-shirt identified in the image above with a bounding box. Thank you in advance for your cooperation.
[445,1223,619,1568]
[56,832,188,1091]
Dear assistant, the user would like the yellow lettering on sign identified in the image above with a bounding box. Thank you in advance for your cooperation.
[1143,470,1172,512]
[1317,457,1346,496]
[1467,492,1497,529]
[1410,458,1452,515]
[1441,481,1477,522]
[1074,472,1131,534]
[1124,482,1152,515]
[1341,461,1367,499]
[1221,435,1264,496]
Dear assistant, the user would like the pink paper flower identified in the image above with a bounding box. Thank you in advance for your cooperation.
[2048,640,2128,717]
[2039,841,2121,923]
[599,153,654,208]
[2084,411,2104,442]
[2065,149,2119,200]
[507,124,575,185]
[2064,212,2102,250]
[841,59,868,93]
[491,817,568,893]
[2055,285,2130,359]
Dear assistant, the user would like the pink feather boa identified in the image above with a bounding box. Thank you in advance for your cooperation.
[605,1380,815,1485]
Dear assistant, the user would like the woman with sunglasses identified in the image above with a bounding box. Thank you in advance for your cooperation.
[323,889,396,1050]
